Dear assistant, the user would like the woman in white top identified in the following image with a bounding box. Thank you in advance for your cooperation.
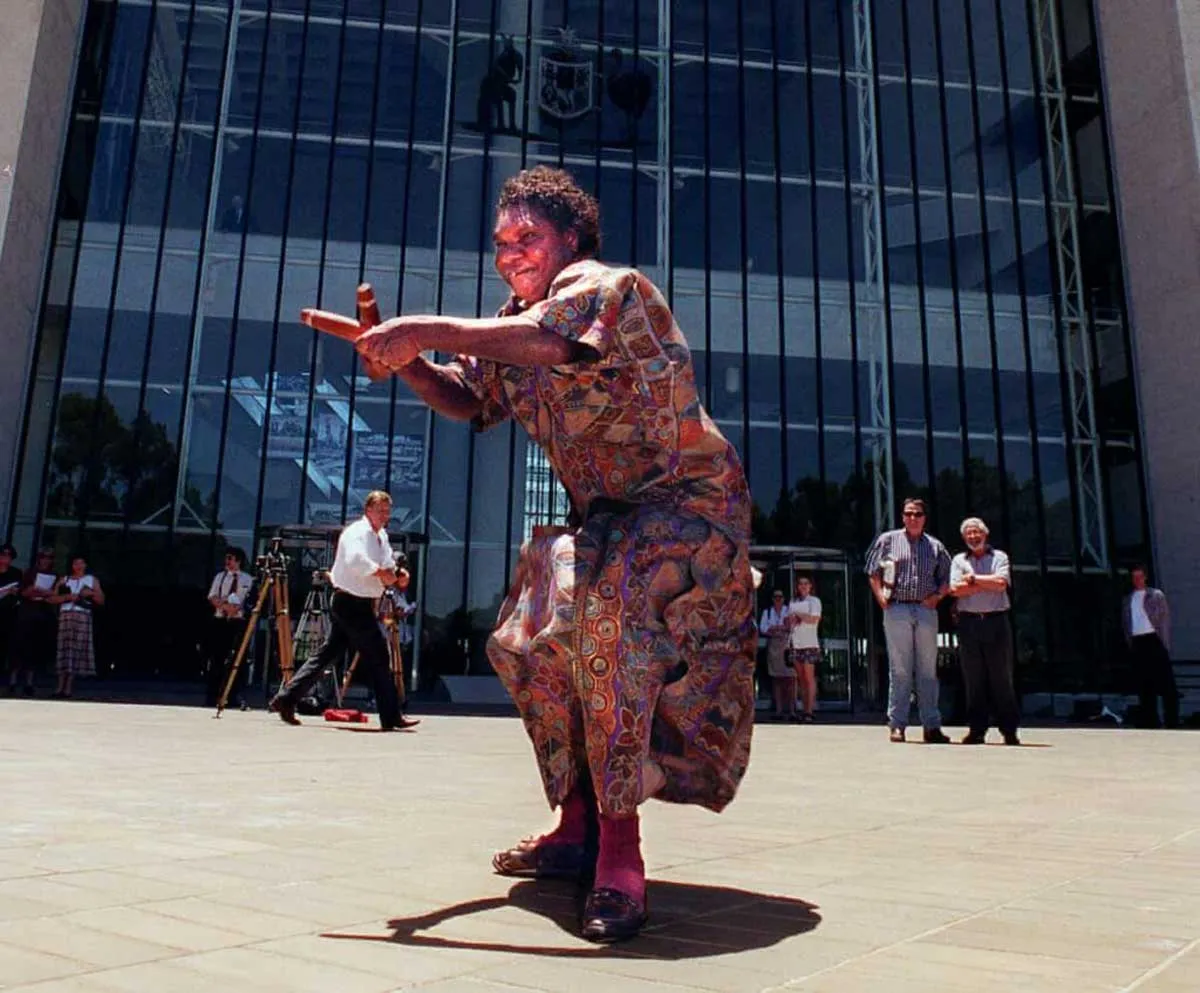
[786,575,822,722]
[51,554,104,698]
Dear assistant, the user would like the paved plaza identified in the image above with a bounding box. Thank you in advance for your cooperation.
[1,701,1197,992]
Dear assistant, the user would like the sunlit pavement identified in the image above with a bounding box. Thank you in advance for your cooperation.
[1,701,1197,992]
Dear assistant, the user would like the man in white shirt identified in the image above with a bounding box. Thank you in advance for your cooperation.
[204,547,253,708]
[1121,565,1178,729]
[269,492,418,730]
[949,518,1020,745]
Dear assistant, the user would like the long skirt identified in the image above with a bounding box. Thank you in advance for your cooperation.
[765,632,790,677]
[488,504,757,818]
[56,610,95,676]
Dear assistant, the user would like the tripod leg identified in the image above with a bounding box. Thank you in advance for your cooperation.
[274,578,295,687]
[340,652,360,705]
[216,577,272,716]
[390,626,407,706]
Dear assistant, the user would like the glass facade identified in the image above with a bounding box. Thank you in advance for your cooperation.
[10,0,1147,700]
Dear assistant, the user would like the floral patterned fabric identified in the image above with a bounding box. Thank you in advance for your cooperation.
[455,259,757,816]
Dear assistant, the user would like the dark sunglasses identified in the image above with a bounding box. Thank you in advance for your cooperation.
[902,511,925,518]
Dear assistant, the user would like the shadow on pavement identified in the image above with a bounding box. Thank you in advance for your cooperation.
[324,878,821,958]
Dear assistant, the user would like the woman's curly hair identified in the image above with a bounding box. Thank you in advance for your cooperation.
[496,166,602,256]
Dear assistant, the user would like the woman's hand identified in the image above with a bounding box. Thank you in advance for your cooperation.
[355,319,423,372]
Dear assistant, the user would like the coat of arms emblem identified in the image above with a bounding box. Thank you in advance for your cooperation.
[538,29,594,121]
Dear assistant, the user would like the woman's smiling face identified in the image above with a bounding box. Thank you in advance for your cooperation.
[493,205,579,304]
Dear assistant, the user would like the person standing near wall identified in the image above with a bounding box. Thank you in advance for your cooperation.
[1122,565,1178,729]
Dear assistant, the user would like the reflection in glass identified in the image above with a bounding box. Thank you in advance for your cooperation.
[10,0,1146,699]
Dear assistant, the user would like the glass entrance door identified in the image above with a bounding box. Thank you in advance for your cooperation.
[750,546,853,711]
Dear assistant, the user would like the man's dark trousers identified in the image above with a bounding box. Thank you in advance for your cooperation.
[276,591,400,727]
[1132,633,1179,729]
[957,612,1020,736]
[205,617,247,706]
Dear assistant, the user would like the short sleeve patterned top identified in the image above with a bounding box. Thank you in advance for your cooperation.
[453,259,751,542]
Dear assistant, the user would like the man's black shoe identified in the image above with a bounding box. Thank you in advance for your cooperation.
[923,727,950,744]
[1002,732,1021,746]
[382,716,421,731]
[268,697,301,725]
[960,732,986,745]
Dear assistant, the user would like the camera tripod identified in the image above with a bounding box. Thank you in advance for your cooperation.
[337,591,409,708]
[214,538,297,716]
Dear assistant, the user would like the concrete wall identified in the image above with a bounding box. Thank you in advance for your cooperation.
[0,0,83,534]
[1095,0,1200,658]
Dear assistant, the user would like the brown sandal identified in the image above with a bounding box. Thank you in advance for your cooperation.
[492,837,595,879]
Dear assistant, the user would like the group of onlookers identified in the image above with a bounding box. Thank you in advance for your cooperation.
[757,495,1179,739]
[865,497,1180,743]
[0,544,104,699]
[758,577,823,723]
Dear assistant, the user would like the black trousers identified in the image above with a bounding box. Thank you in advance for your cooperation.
[205,618,248,706]
[957,612,1020,736]
[11,604,56,675]
[276,591,400,728]
[1132,633,1179,729]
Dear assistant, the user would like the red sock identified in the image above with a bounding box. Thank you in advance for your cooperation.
[594,814,645,905]
[542,787,590,846]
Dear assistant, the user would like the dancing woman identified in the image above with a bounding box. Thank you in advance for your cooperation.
[304,166,757,942]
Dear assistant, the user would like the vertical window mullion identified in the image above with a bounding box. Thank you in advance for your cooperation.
[250,0,319,542]
[208,1,276,566]
[337,4,390,524]
[295,0,353,519]
[897,0,940,528]
[768,0,789,504]
[961,0,1011,531]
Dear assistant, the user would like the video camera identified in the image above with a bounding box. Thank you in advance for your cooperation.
[254,535,291,576]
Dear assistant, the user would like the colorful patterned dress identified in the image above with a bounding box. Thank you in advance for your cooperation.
[455,259,757,818]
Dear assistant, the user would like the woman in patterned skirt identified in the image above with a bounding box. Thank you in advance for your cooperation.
[52,554,104,698]
[303,166,757,942]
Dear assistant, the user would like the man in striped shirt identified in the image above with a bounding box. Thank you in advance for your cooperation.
[865,497,952,744]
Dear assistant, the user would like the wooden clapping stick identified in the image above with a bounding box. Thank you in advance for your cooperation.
[299,284,390,380]
[357,283,381,328]
[298,307,362,342]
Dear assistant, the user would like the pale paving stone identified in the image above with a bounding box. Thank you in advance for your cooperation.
[70,958,289,993]
[0,917,179,969]
[139,896,314,941]
[402,981,549,993]
[1129,942,1200,992]
[169,945,399,993]
[3,978,116,993]
[254,932,491,985]
[59,905,252,953]
[473,956,708,993]
[2,703,1200,992]
[43,869,205,903]
[0,876,150,913]
[0,942,89,985]
[0,891,62,922]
